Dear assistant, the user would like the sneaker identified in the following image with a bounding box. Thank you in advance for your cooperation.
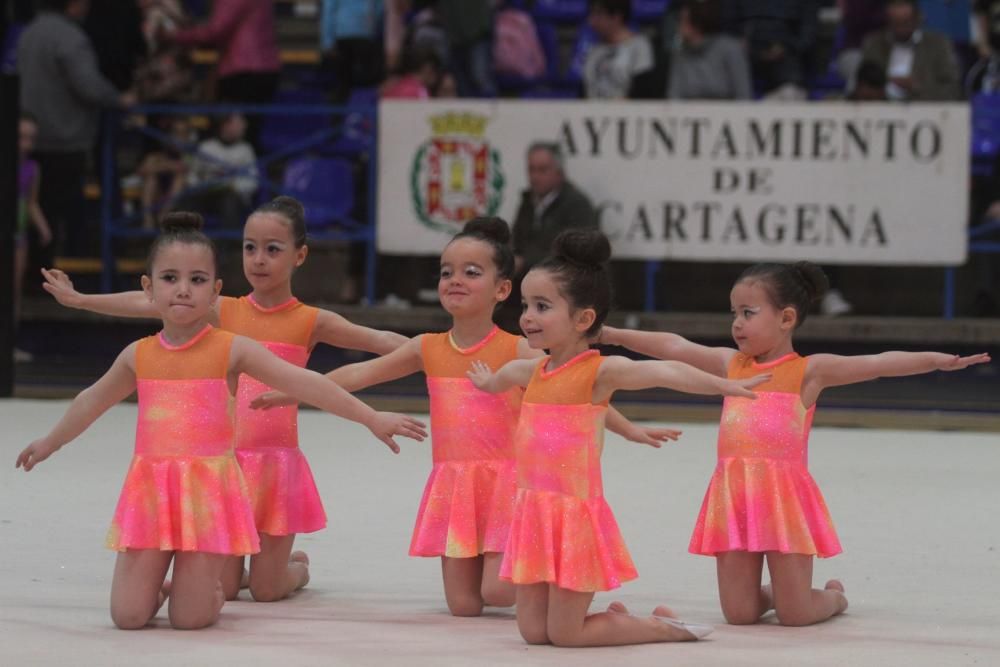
[13,348,34,363]
[821,289,853,316]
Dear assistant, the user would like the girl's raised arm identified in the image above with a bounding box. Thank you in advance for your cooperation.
[248,336,424,410]
[17,345,139,471]
[41,268,212,321]
[311,309,408,355]
[594,356,768,403]
[600,326,735,377]
[230,336,426,452]
[802,351,991,406]
[605,407,682,448]
[467,358,538,394]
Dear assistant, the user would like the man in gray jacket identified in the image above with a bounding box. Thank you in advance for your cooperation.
[17,0,134,259]
[861,0,961,101]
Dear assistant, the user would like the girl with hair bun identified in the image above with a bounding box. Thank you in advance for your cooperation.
[467,229,768,647]
[40,197,410,603]
[600,261,990,627]
[254,218,680,617]
[17,213,426,630]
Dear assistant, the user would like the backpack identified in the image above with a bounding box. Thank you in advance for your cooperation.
[493,9,546,79]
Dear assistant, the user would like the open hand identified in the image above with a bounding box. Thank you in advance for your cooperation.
[41,268,86,308]
[16,439,60,472]
[937,353,990,371]
[624,424,682,448]
[466,360,495,391]
[725,372,770,399]
[366,412,427,453]
[248,390,298,410]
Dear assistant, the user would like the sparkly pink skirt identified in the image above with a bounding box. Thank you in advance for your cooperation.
[106,454,260,555]
[689,457,842,558]
[236,446,326,536]
[500,488,638,592]
[409,459,517,558]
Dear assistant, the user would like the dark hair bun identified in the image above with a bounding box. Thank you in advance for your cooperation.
[552,229,611,267]
[159,211,205,234]
[270,195,306,220]
[791,261,830,303]
[463,217,510,245]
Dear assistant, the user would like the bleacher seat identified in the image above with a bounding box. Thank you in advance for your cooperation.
[259,89,331,156]
[567,24,600,87]
[632,0,669,24]
[971,94,1000,177]
[283,156,355,230]
[329,88,376,155]
[532,0,588,24]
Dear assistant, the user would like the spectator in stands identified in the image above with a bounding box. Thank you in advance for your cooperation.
[84,0,147,92]
[668,0,752,100]
[380,45,453,98]
[512,143,597,275]
[722,0,819,100]
[321,0,384,103]
[967,0,1000,95]
[861,0,961,101]
[836,0,888,90]
[13,114,53,364]
[17,0,136,261]
[583,0,654,99]
[135,0,194,102]
[166,0,280,107]
[137,116,192,229]
[849,59,890,100]
[434,0,496,97]
[179,112,257,229]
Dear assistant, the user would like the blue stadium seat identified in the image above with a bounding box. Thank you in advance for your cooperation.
[632,0,670,23]
[532,0,588,23]
[259,89,331,156]
[971,94,1000,177]
[567,24,600,85]
[282,157,355,229]
[330,87,376,155]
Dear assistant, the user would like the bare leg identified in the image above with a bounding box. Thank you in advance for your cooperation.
[168,552,228,630]
[480,552,515,608]
[247,534,310,602]
[515,583,550,645]
[220,556,245,601]
[545,586,699,647]
[717,551,772,625]
[441,555,485,616]
[110,549,173,630]
[767,552,848,626]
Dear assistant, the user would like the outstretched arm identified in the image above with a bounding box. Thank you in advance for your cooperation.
[312,309,408,355]
[17,345,138,471]
[248,336,424,410]
[467,358,537,394]
[803,351,991,405]
[42,268,160,319]
[605,407,682,448]
[599,326,735,377]
[231,336,426,452]
[595,356,768,403]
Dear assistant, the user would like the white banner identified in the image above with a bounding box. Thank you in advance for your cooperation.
[377,100,969,265]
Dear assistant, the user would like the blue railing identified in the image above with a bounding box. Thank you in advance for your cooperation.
[100,103,378,301]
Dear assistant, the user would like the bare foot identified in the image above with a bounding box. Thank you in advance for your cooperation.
[290,551,310,591]
[607,601,629,614]
[652,604,679,620]
[825,579,848,615]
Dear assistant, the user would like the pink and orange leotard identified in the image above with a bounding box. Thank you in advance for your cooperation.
[689,352,842,558]
[500,350,637,592]
[106,325,259,555]
[411,326,522,558]
[218,295,326,536]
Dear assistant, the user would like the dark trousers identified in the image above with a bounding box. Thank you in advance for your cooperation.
[325,38,384,104]
[34,150,89,262]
